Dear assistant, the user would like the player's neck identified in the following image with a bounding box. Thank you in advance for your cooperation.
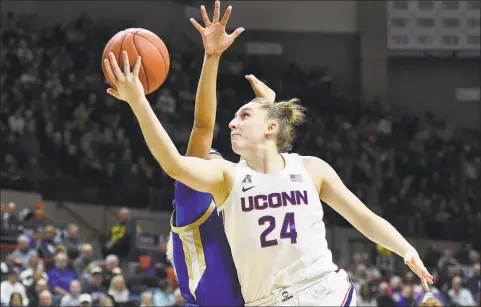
[244,147,285,174]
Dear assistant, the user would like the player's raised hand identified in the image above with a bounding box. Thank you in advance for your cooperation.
[404,250,434,292]
[190,1,244,56]
[245,74,276,104]
[104,51,144,104]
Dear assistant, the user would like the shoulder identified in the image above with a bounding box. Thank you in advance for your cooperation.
[301,155,338,177]
[301,155,333,176]
[301,155,325,167]
[299,156,325,192]
[301,156,340,191]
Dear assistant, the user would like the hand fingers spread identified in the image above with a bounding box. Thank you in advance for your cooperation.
[109,53,125,81]
[104,58,118,85]
[200,5,211,26]
[422,270,434,284]
[415,259,433,282]
[213,1,220,23]
[220,5,231,26]
[190,18,203,32]
[132,56,141,77]
[229,27,245,40]
[123,51,130,75]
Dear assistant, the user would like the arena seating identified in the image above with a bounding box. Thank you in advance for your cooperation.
[1,12,480,307]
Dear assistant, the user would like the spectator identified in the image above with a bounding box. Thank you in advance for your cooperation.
[19,254,46,288]
[37,226,58,259]
[61,223,82,259]
[466,263,480,301]
[38,290,53,307]
[104,208,139,260]
[448,276,476,306]
[0,269,28,306]
[376,281,395,307]
[46,252,77,298]
[59,280,81,307]
[108,274,129,304]
[73,243,95,277]
[139,291,153,307]
[79,293,93,307]
[393,285,415,307]
[9,235,37,270]
[97,295,114,307]
[82,267,107,304]
[357,283,376,306]
[155,88,176,114]
[9,292,24,307]
[102,254,120,289]
[2,202,21,231]
[1,262,8,278]
[26,278,47,307]
[438,249,459,279]
[423,244,441,272]
[173,288,185,307]
[152,278,175,307]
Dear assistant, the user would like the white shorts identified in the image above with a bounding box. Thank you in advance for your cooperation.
[246,269,356,306]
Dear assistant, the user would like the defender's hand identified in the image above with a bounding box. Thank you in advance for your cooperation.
[104,51,145,104]
[190,1,244,56]
[246,74,276,104]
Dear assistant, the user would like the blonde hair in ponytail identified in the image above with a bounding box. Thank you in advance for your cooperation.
[254,98,306,152]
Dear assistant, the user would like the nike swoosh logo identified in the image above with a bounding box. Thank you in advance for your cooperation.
[242,186,256,192]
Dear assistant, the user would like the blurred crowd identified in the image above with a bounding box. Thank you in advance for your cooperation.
[347,246,479,306]
[1,203,183,307]
[1,202,479,307]
[1,12,480,243]
[0,11,480,307]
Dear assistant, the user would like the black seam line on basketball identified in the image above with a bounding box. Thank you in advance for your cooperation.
[117,32,129,71]
[132,33,167,84]
[132,34,150,93]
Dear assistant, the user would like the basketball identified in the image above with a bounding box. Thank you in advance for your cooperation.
[102,28,170,94]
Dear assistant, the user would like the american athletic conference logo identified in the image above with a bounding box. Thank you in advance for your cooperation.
[242,174,252,184]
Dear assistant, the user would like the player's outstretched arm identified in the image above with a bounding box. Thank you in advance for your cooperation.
[303,156,434,291]
[186,1,244,158]
[186,54,220,158]
[104,52,230,199]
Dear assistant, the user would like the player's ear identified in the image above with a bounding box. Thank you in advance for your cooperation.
[265,120,278,136]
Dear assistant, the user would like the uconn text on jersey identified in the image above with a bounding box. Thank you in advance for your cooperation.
[241,190,308,212]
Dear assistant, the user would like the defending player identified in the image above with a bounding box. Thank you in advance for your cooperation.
[104,30,433,307]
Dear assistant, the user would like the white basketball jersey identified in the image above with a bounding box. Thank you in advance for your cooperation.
[218,153,337,304]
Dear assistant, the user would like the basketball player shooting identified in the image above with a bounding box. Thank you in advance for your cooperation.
[103,11,433,307]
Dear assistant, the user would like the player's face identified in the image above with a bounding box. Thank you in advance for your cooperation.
[229,103,271,155]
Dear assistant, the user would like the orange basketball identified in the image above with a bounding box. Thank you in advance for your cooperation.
[102,28,170,94]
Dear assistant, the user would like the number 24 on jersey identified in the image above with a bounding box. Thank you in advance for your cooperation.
[259,212,297,248]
